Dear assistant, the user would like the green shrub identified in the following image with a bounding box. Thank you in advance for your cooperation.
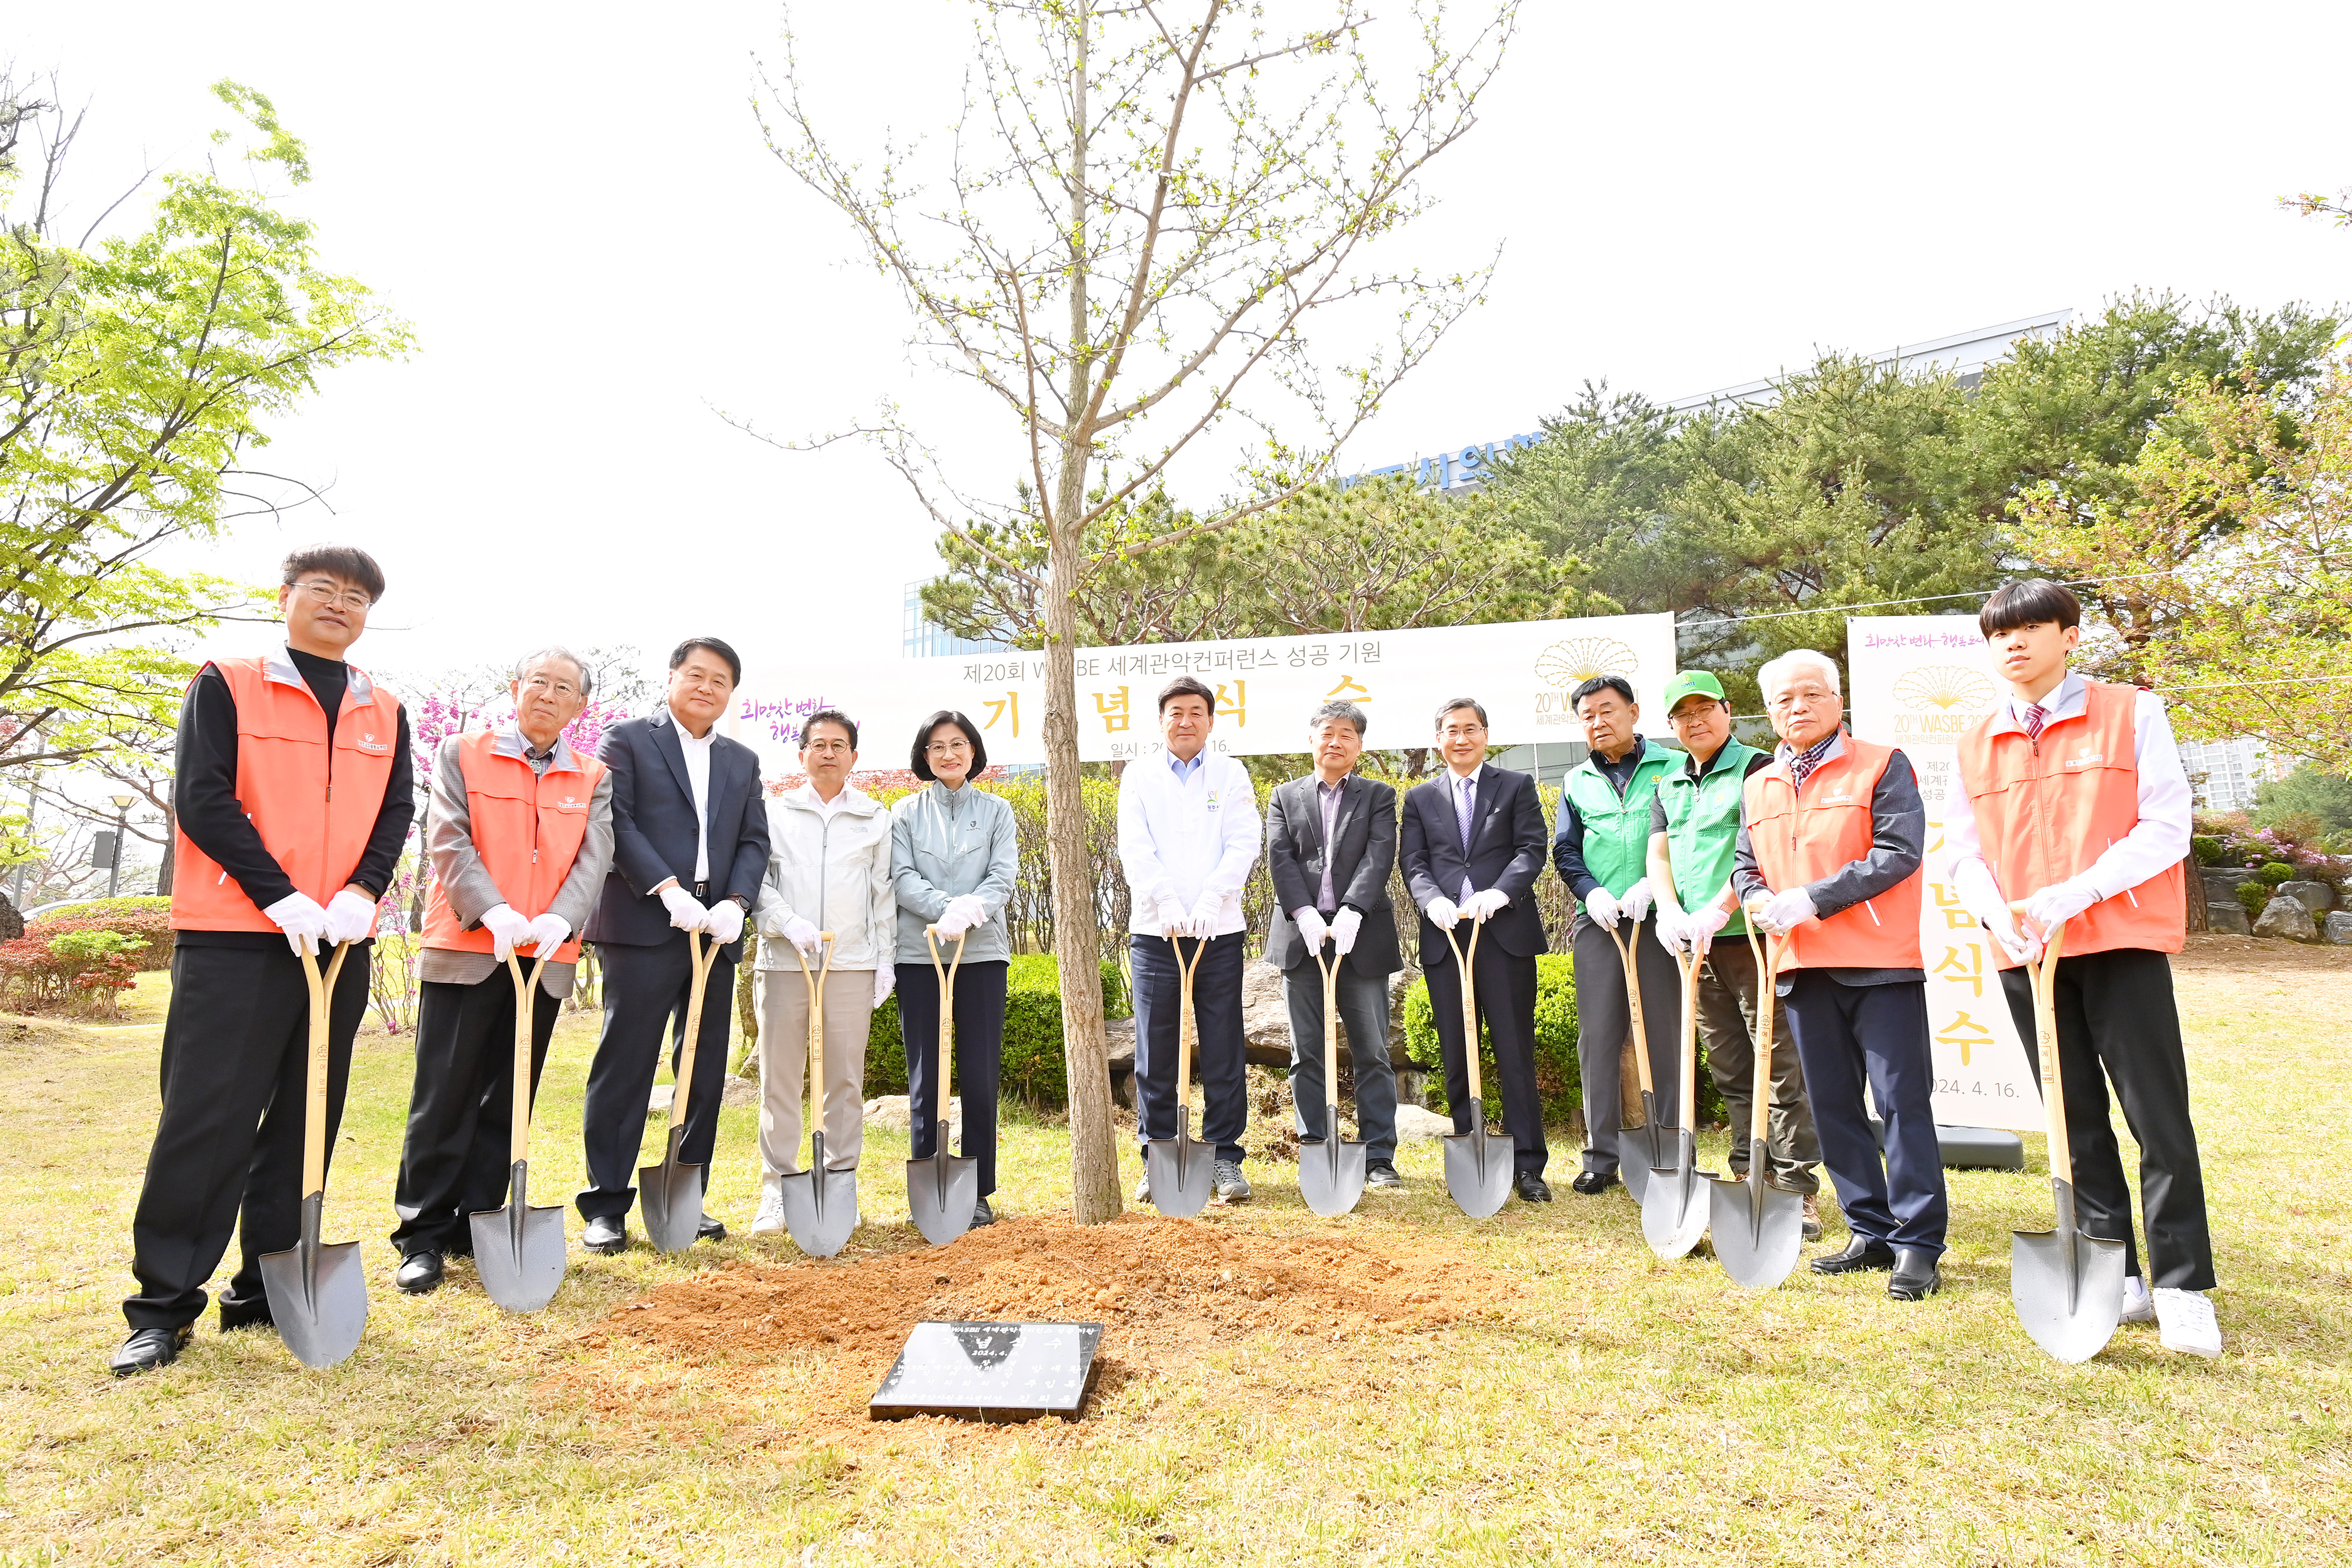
[2190,835,2224,867]
[24,910,175,971]
[2236,882,2270,917]
[2256,861,2297,886]
[864,954,1130,1108]
[35,895,172,924]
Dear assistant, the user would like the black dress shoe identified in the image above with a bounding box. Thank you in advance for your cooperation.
[583,1215,628,1255]
[1569,1171,1620,1196]
[1888,1248,1942,1300]
[218,1293,273,1333]
[110,1325,192,1377]
[1365,1162,1404,1191]
[1810,1236,1897,1275]
[971,1196,996,1227]
[1515,1172,1554,1203]
[396,1251,444,1295]
[696,1213,726,1243]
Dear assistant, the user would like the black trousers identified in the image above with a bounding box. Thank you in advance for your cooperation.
[1423,939,1547,1175]
[123,942,373,1332]
[2000,947,2215,1290]
[391,974,562,1258]
[1131,931,1251,1165]
[1780,972,1948,1255]
[1569,912,1685,1176]
[577,934,737,1221]
[895,959,1007,1196]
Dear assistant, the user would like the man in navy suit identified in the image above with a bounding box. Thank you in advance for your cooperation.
[576,637,770,1252]
[1399,697,1555,1201]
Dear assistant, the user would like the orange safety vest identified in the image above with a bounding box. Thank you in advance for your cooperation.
[1955,678,2183,967]
[1741,732,1924,972]
[420,730,605,965]
[171,654,403,934]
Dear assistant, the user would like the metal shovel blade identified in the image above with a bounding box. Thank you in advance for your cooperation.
[259,1191,368,1369]
[2012,1178,2128,1363]
[1297,1130,1367,1218]
[1442,1126,1515,1219]
[908,1125,980,1245]
[1619,1092,1668,1205]
[1641,1129,1710,1259]
[637,1123,707,1255]
[469,1161,566,1313]
[781,1130,861,1259]
[1145,1123,1214,1219]
[1709,1169,1804,1291]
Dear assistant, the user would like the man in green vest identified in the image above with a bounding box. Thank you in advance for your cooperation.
[1551,675,1684,1195]
[1645,670,1822,1236]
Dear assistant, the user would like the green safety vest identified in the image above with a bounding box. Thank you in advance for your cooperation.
[1656,737,1765,935]
[1561,741,1676,900]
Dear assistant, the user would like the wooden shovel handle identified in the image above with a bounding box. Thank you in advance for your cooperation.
[299,942,353,1198]
[1672,942,1702,1132]
[1311,937,1341,1115]
[505,951,550,1165]
[1740,926,1783,1151]
[668,930,720,1126]
[793,934,837,1144]
[1601,918,1656,1098]
[1439,916,1485,1105]
[2007,901,2073,1175]
[924,926,967,1128]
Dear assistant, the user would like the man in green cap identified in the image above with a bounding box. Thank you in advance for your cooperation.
[1645,669,1822,1236]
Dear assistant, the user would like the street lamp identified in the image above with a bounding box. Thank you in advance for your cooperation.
[108,792,136,898]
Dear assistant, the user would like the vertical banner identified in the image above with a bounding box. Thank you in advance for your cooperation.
[1846,616,2039,1132]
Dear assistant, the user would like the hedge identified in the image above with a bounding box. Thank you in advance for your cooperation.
[35,895,172,925]
[861,954,1131,1109]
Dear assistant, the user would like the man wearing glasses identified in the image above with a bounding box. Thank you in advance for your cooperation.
[115,546,414,1375]
[1733,649,1947,1303]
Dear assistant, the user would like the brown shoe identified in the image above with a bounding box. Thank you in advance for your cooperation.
[1802,1196,1823,1242]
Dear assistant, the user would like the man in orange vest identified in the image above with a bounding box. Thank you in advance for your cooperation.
[387,648,614,1294]
[114,546,413,1376]
[1733,647,1948,1302]
[1937,579,2219,1356]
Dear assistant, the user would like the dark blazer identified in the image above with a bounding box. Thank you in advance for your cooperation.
[584,708,770,960]
[1264,773,1401,977]
[1399,764,1549,966]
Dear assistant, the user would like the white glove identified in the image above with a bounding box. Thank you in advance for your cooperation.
[1758,886,1818,935]
[1652,907,1692,954]
[1155,898,1191,940]
[479,902,534,961]
[2022,877,2099,937]
[873,968,896,1008]
[1188,892,1224,938]
[263,892,331,956]
[1329,907,1363,955]
[523,912,572,957]
[1466,888,1511,924]
[1686,902,1730,954]
[704,898,746,945]
[1583,887,1622,928]
[1293,907,1330,951]
[659,882,710,931]
[322,888,380,945]
[947,893,990,933]
[1618,878,1654,924]
[777,914,821,955]
[934,902,975,941]
[1953,859,2039,964]
[1424,895,1459,929]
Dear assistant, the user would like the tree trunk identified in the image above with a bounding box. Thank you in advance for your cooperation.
[2182,851,2207,933]
[155,803,177,896]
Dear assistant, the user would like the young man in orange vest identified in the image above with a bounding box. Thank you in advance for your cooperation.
[1734,648,1948,1302]
[114,546,413,1375]
[1937,579,2219,1356]
[388,648,614,1294]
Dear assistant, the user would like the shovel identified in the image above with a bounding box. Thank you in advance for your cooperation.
[780,932,859,1257]
[908,927,981,1244]
[1710,927,1806,1290]
[1641,938,1711,1259]
[469,950,567,1312]
[2007,904,2126,1363]
[638,928,721,1255]
[259,941,367,1369]
[1600,917,1665,1205]
[1145,932,1217,1218]
[1295,937,1367,1218]
[1438,917,1515,1219]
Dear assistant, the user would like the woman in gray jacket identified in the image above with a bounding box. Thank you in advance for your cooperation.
[891,710,1019,1226]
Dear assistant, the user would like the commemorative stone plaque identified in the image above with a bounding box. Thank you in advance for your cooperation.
[868,1320,1103,1423]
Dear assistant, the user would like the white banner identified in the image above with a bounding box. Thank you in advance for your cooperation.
[1845,616,2038,1131]
[729,613,1679,773]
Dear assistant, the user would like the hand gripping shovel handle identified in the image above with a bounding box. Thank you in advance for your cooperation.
[1601,918,1656,1100]
[924,925,967,1131]
[1739,925,1785,1160]
[503,950,552,1165]
[791,933,837,1162]
[1438,916,1485,1105]
[2009,903,2073,1178]
[1172,931,1209,1114]
[298,942,354,1198]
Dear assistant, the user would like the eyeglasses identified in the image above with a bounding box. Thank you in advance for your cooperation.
[1768,686,1839,712]
[519,675,580,699]
[1438,724,1486,741]
[804,737,854,755]
[292,579,372,612]
[926,737,973,755]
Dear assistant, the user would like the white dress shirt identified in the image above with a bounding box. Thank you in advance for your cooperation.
[676,722,714,884]
[1117,748,1262,935]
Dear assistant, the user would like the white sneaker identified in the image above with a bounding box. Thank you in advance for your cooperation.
[2154,1288,2222,1357]
[750,1174,787,1235]
[2120,1276,2155,1325]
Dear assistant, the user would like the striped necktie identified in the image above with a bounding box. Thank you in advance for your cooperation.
[2023,703,2046,743]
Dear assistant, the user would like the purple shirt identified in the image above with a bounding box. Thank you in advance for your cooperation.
[1317,777,1345,911]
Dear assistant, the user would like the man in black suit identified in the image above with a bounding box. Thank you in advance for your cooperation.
[1399,697,1555,1201]
[1265,700,1405,1189]
[576,637,770,1252]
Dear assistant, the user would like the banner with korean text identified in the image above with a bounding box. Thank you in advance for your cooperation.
[1845,615,2038,1132]
[731,612,1678,772]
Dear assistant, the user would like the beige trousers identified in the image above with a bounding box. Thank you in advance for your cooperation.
[754,966,873,1175]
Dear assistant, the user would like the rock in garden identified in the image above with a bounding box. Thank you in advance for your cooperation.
[2201,868,2257,905]
[1394,1104,1455,1143]
[864,1094,960,1134]
[2326,912,2352,947]
[1239,961,1294,1068]
[2278,880,2334,916]
[2206,902,2251,935]
[721,1075,759,1108]
[2252,895,2320,942]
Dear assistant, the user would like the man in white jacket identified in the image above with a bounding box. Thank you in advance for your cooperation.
[749,710,894,1235]
[1118,676,1264,1204]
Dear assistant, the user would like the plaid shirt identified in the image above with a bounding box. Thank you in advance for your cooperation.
[1782,729,1840,793]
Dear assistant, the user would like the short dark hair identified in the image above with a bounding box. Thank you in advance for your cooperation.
[1434,697,1488,730]
[910,710,987,780]
[1571,675,1636,713]
[668,636,741,687]
[1979,579,2082,638]
[1158,676,1216,714]
[800,707,858,750]
[281,544,385,603]
[1307,699,1368,737]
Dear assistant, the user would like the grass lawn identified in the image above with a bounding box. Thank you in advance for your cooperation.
[1,935,2346,1566]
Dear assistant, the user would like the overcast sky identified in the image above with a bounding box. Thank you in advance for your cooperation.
[17,1,2350,694]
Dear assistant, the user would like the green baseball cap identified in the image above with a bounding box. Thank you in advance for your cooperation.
[1660,670,1728,712]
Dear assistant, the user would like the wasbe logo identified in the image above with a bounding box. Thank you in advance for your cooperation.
[355,731,389,753]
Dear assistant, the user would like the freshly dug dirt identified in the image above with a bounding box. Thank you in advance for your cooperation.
[556,1213,1519,1447]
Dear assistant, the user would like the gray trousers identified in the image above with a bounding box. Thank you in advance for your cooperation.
[1696,940,1820,1195]
[1282,959,1399,1163]
[1572,913,1687,1176]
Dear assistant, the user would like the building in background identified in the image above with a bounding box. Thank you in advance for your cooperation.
[2178,735,2296,814]
[903,580,999,659]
